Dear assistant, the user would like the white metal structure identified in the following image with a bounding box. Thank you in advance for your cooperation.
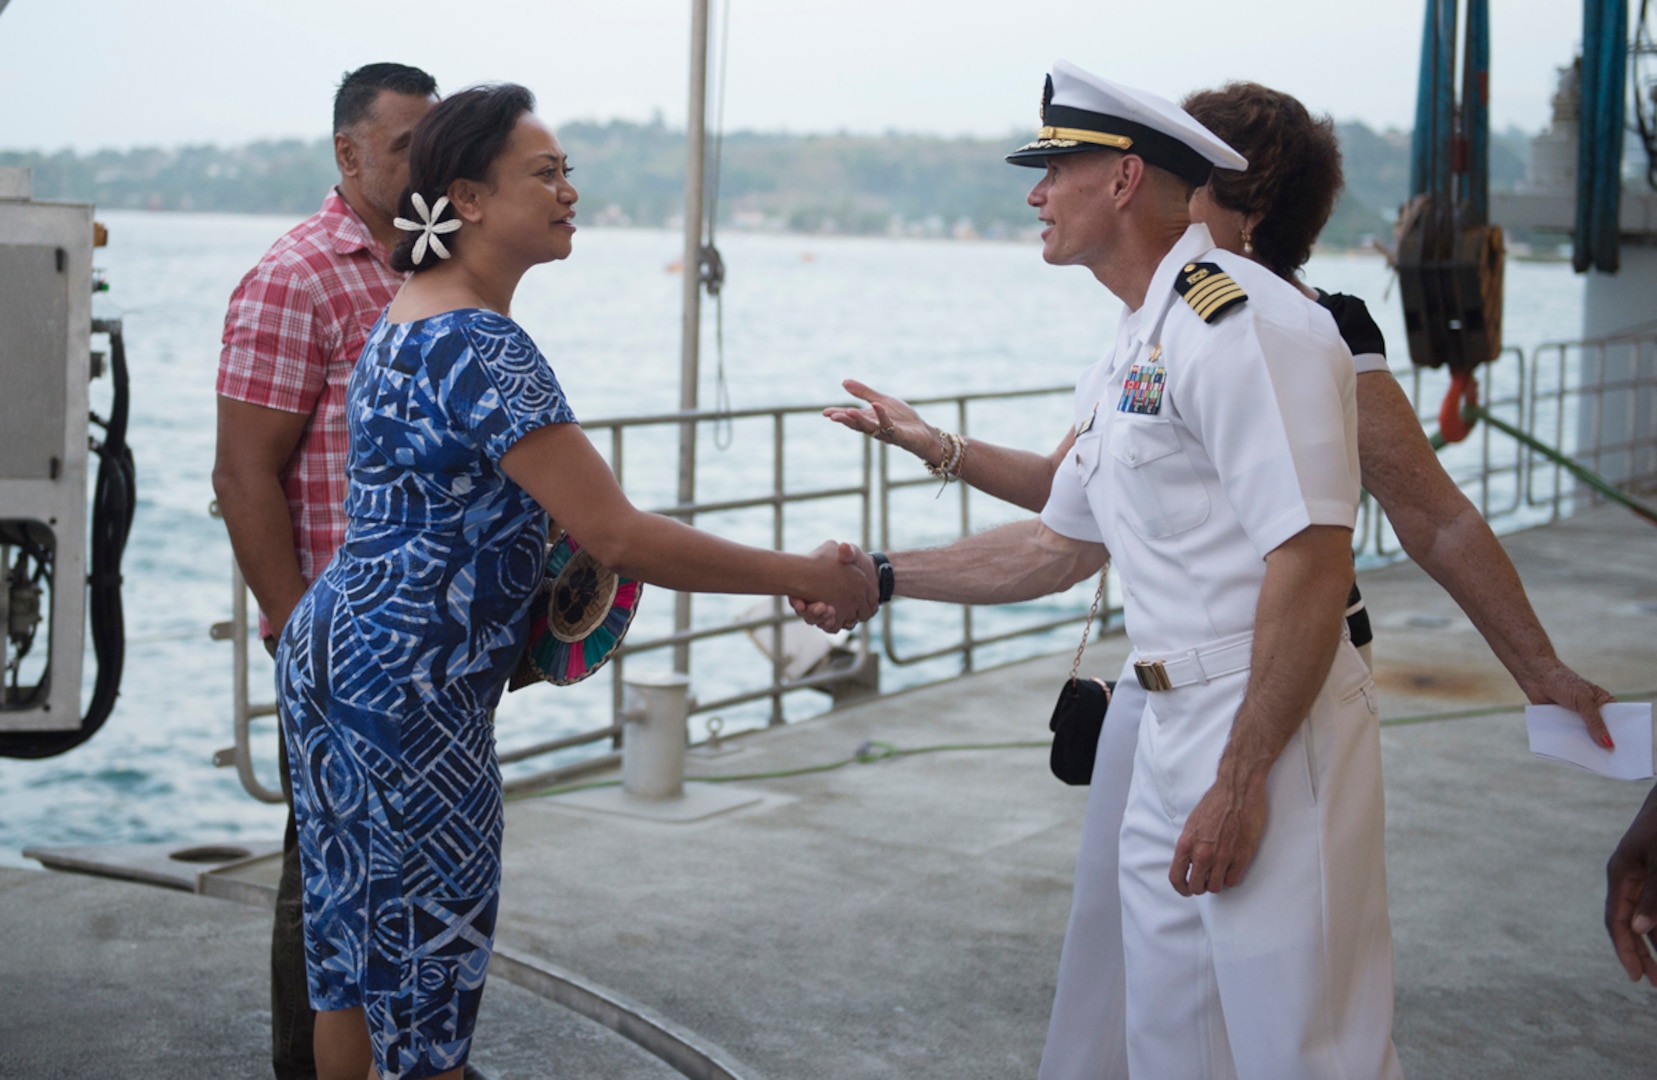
[0,167,94,731]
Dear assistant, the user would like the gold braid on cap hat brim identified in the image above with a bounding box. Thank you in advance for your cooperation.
[1037,126,1134,150]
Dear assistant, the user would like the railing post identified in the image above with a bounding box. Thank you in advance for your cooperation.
[955,399,974,673]
[769,411,785,726]
[231,559,249,774]
[211,553,283,804]
[622,672,691,799]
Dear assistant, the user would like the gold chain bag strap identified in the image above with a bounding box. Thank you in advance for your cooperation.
[1047,571,1113,785]
[1045,285,1183,783]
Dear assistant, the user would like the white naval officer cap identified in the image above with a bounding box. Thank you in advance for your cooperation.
[1006,58,1248,186]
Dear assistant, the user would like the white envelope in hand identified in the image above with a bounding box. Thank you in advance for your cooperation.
[1526,703,1655,781]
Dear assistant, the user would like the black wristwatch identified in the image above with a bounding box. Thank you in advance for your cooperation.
[869,551,895,605]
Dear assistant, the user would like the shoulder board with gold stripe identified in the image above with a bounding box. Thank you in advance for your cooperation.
[1175,261,1248,324]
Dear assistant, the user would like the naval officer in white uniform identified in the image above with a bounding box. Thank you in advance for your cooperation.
[800,59,1401,1078]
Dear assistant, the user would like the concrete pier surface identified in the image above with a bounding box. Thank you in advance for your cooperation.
[6,504,1656,1078]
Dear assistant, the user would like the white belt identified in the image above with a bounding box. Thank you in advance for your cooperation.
[1133,633,1253,692]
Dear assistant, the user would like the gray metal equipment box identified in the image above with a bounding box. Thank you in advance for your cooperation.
[0,172,93,731]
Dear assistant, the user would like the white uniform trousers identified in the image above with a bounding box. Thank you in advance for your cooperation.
[1038,666,1144,1080]
[1040,648,1382,1080]
[1118,642,1401,1080]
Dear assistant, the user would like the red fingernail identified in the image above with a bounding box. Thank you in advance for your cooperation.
[1602,734,1617,749]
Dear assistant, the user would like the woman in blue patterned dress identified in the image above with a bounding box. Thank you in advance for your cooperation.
[275,84,877,1080]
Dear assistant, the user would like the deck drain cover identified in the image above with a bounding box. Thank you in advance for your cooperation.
[169,844,252,864]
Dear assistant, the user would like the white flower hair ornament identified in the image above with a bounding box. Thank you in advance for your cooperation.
[393,192,463,265]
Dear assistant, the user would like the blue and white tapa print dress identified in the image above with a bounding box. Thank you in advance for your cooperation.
[276,308,575,1080]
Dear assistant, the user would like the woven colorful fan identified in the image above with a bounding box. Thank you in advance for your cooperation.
[510,531,642,688]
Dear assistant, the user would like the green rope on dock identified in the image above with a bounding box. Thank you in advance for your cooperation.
[1380,688,1657,728]
[1430,404,1657,525]
[510,737,1049,801]
[1381,701,1530,727]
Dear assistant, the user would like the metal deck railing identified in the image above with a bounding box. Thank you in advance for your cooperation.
[214,335,1657,802]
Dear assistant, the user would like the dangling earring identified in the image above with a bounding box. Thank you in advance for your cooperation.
[1240,226,1254,256]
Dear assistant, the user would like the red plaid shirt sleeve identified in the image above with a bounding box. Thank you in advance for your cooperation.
[218,256,331,416]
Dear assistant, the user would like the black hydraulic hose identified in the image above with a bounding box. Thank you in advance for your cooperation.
[83,319,136,735]
[0,319,135,759]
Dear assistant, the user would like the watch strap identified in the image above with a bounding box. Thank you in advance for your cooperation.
[869,551,895,605]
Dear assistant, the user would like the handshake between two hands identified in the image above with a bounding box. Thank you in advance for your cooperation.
[796,541,877,632]
[786,381,922,633]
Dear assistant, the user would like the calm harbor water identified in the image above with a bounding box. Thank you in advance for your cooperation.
[0,209,1585,865]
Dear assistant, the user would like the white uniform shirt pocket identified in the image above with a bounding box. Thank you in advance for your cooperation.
[1106,417,1210,539]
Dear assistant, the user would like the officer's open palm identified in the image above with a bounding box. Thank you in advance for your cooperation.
[1170,776,1268,896]
[823,380,936,461]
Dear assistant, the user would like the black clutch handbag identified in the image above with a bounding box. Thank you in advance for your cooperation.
[1049,677,1112,785]
[1048,572,1111,786]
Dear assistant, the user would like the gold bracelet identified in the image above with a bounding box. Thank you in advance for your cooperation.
[925,431,967,483]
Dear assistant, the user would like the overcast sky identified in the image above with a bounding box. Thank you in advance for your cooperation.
[0,0,1598,153]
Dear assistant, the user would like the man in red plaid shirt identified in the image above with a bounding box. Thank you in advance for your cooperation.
[212,62,441,1080]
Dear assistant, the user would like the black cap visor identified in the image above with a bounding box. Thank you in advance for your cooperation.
[1005,103,1214,185]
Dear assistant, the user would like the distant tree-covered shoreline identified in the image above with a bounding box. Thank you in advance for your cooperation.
[1,119,1534,249]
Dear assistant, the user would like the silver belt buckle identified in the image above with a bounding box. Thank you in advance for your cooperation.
[1134,659,1172,691]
